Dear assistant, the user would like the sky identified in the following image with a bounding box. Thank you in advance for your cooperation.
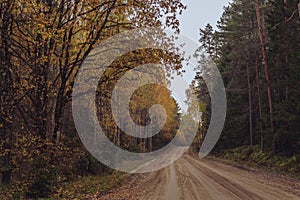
[179,0,232,41]
[169,0,232,112]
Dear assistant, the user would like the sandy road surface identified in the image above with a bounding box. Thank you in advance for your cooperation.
[95,154,300,200]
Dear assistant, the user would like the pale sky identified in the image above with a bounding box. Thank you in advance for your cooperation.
[179,0,232,41]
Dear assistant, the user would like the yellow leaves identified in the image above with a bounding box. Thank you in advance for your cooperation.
[53,173,126,199]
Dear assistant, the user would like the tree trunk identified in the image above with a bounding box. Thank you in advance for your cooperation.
[298,1,300,18]
[52,85,65,143]
[256,54,264,151]
[0,3,13,184]
[255,0,276,153]
[246,61,253,145]
[1,171,11,185]
[283,0,289,101]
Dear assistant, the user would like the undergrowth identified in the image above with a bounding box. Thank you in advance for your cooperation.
[0,171,127,200]
[220,146,300,178]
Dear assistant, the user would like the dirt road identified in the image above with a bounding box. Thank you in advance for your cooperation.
[96,154,300,200]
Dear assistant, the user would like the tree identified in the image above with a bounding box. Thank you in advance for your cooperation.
[0,0,188,195]
[254,0,276,153]
[265,0,300,154]
[194,0,299,155]
[197,24,218,60]
[0,0,15,185]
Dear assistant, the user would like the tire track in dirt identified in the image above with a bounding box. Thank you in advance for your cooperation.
[95,153,300,200]
[182,157,262,199]
[175,155,299,200]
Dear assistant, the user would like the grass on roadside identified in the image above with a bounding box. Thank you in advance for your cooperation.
[219,146,300,178]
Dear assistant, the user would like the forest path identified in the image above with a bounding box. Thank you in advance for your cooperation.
[95,154,300,200]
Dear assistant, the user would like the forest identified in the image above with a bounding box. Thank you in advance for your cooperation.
[193,0,299,155]
[0,0,299,199]
[191,0,300,180]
